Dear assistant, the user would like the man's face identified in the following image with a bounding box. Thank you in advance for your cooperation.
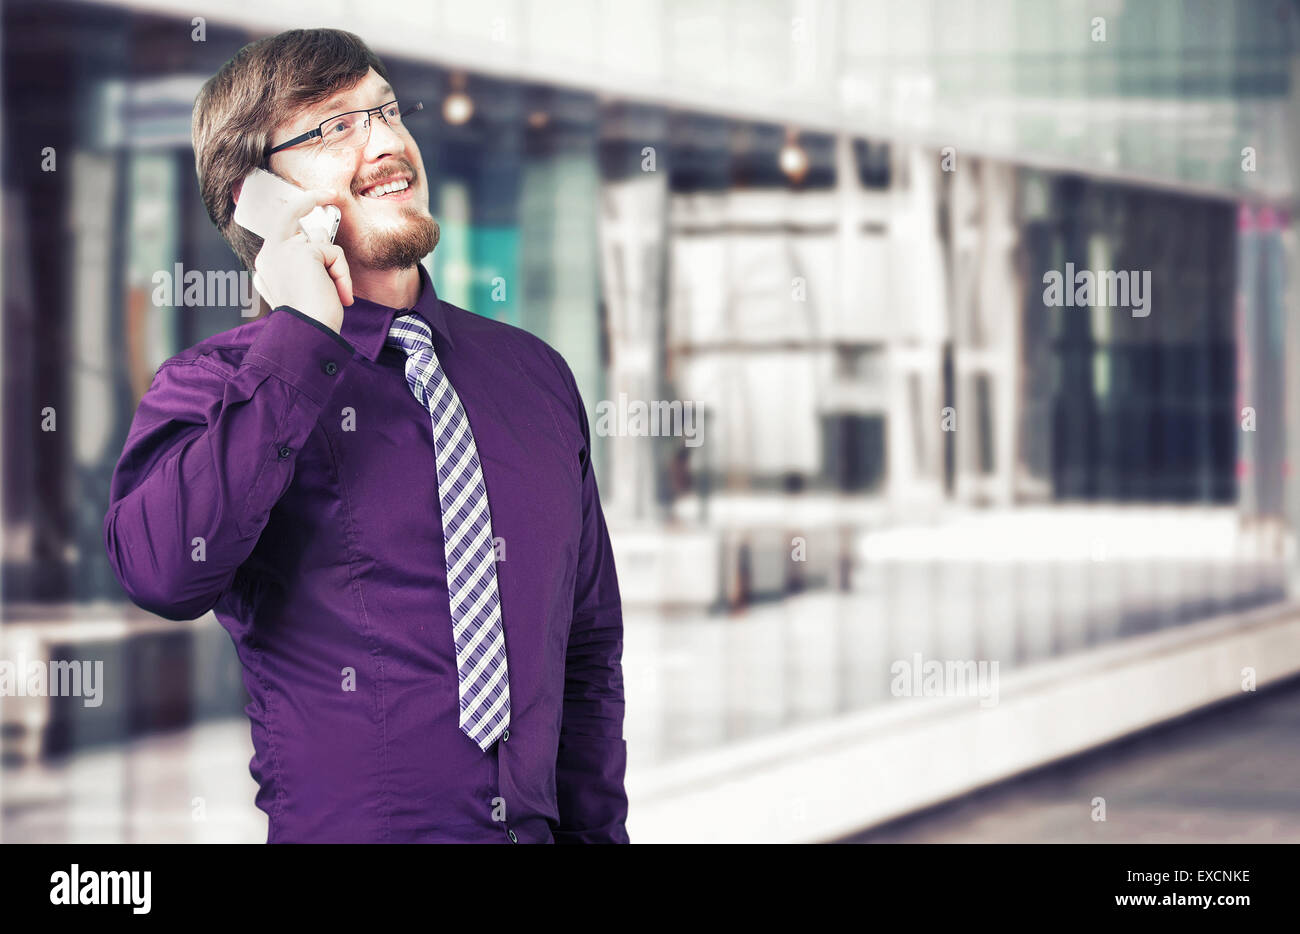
[266,67,438,272]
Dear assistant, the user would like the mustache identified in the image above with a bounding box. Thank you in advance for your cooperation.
[354,161,418,193]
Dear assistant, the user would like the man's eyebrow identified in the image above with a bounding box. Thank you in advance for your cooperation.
[311,83,395,122]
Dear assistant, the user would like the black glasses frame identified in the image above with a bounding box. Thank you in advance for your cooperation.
[265,100,424,159]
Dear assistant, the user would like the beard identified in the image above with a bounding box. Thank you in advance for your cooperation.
[344,208,440,271]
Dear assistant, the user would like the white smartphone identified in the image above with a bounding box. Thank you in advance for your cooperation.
[233,168,340,244]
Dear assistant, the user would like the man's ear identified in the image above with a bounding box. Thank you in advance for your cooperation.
[231,178,243,206]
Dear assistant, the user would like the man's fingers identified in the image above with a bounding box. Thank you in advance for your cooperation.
[320,243,354,306]
[271,187,340,242]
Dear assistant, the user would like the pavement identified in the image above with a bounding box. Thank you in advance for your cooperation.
[836,673,1300,843]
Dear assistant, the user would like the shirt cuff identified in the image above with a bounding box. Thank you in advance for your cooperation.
[272,304,355,353]
[241,305,355,406]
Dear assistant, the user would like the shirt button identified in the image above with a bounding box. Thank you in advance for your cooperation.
[502,729,510,742]
[323,360,338,375]
[508,829,518,843]
[277,445,292,459]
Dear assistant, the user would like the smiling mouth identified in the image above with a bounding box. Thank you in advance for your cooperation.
[359,177,412,199]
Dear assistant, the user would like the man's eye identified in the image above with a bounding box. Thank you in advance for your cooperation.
[327,119,351,135]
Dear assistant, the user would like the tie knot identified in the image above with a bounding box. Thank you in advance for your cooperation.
[386,313,434,357]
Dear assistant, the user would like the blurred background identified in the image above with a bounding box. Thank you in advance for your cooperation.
[2,0,1300,843]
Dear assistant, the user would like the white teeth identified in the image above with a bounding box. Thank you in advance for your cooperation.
[363,178,409,198]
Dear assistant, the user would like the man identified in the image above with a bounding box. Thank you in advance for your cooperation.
[103,28,629,844]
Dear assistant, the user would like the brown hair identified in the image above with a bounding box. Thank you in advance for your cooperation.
[191,28,389,275]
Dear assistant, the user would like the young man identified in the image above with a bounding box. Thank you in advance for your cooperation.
[103,28,629,844]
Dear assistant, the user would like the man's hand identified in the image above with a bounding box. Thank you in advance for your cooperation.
[251,187,353,334]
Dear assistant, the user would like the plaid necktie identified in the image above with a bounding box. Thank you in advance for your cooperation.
[386,313,510,751]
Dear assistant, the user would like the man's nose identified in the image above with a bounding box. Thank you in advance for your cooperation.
[364,113,405,157]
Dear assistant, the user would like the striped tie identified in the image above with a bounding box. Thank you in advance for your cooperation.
[386,313,510,751]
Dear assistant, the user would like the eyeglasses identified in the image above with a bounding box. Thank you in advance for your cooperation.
[266,100,424,158]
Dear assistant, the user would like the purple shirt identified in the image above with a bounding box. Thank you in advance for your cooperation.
[103,264,629,844]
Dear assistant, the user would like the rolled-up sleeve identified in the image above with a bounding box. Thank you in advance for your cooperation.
[551,354,630,844]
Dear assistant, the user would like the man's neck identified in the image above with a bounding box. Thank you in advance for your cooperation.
[350,264,421,310]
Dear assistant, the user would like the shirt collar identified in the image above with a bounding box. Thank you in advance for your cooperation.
[340,262,454,361]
